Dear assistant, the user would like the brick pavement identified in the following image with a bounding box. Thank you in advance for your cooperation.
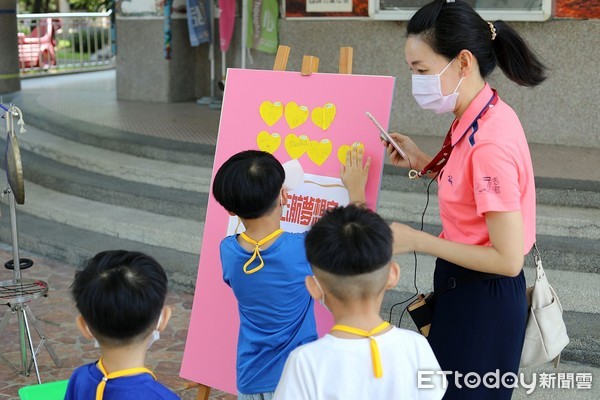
[0,247,236,400]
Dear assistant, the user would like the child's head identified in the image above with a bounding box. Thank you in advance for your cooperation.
[71,250,170,348]
[304,205,399,304]
[212,150,285,219]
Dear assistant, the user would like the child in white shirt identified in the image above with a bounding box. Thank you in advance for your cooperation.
[274,205,446,400]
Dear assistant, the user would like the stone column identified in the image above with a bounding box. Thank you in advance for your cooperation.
[0,0,20,94]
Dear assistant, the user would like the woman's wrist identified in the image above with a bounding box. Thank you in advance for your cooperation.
[414,151,433,172]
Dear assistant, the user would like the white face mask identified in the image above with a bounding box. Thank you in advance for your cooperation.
[311,276,331,313]
[412,59,464,114]
[147,315,163,350]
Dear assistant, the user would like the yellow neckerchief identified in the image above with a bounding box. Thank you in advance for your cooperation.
[239,229,283,274]
[95,357,156,400]
[330,321,391,379]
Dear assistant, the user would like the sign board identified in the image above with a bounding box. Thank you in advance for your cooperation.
[180,68,395,393]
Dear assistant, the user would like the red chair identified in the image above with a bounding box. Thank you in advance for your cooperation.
[18,18,60,69]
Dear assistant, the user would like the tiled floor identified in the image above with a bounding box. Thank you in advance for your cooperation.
[0,247,236,400]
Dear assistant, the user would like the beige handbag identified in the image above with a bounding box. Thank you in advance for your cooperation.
[520,244,569,368]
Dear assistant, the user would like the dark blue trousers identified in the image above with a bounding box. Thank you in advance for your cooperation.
[427,258,527,400]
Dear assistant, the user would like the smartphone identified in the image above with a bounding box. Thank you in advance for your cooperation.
[366,112,407,159]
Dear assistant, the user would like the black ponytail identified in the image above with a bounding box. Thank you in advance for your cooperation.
[492,20,546,87]
[407,0,546,87]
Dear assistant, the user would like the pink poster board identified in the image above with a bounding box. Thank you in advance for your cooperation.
[180,68,395,393]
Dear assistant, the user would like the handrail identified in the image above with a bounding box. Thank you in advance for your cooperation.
[17,10,112,19]
[17,10,115,76]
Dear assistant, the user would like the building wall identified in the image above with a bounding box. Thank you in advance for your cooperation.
[116,17,599,148]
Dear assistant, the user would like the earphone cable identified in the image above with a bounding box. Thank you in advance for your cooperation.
[388,171,439,326]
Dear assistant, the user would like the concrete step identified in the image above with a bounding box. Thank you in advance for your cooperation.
[16,125,212,192]
[6,181,203,255]
[13,90,216,166]
[13,143,207,221]
[0,211,200,293]
[2,127,597,277]
[16,91,600,210]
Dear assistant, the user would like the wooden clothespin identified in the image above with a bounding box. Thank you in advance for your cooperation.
[273,45,291,71]
[301,55,320,76]
[339,47,353,74]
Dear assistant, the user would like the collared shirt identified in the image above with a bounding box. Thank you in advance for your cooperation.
[438,83,536,253]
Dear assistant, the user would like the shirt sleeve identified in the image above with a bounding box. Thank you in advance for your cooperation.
[470,142,522,216]
[219,240,232,288]
[273,350,315,400]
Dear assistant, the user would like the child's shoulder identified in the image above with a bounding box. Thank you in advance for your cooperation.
[388,326,429,343]
[221,231,307,246]
[143,380,180,400]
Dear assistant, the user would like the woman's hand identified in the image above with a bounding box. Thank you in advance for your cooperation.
[383,132,422,170]
[390,222,422,254]
[340,146,371,204]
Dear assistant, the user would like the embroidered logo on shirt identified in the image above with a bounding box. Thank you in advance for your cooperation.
[477,177,501,194]
[447,175,453,186]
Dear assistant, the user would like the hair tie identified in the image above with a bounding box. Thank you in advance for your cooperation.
[488,22,497,41]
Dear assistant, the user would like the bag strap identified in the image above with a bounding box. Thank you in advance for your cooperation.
[532,243,545,281]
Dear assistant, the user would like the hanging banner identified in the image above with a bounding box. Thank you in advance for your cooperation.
[219,0,236,52]
[247,0,279,54]
[186,0,211,46]
[164,0,173,59]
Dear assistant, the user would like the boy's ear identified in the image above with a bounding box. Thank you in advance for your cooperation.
[281,188,289,206]
[157,306,172,332]
[76,315,94,339]
[384,262,400,290]
[304,275,323,301]
[227,211,236,217]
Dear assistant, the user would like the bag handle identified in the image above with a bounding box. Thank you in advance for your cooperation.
[532,243,545,281]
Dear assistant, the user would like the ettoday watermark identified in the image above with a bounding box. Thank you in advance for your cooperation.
[418,370,593,394]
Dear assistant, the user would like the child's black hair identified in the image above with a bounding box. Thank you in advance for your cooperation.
[407,0,546,87]
[71,250,168,343]
[305,205,393,276]
[212,150,285,219]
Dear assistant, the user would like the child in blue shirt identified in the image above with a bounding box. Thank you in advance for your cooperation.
[65,250,179,400]
[212,149,370,399]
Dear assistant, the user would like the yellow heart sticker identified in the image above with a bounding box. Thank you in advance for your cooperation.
[257,131,281,154]
[285,102,309,129]
[311,103,336,131]
[259,101,283,126]
[307,139,333,166]
[285,134,310,159]
[337,142,365,165]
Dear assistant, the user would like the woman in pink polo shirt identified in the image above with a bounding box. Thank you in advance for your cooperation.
[386,1,546,399]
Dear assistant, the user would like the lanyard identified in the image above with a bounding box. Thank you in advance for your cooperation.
[95,358,156,400]
[239,229,284,274]
[330,321,391,378]
[409,90,499,179]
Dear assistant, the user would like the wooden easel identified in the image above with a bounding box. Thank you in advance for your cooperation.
[272,44,353,75]
[184,44,353,400]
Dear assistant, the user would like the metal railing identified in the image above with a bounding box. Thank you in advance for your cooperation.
[17,10,114,76]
